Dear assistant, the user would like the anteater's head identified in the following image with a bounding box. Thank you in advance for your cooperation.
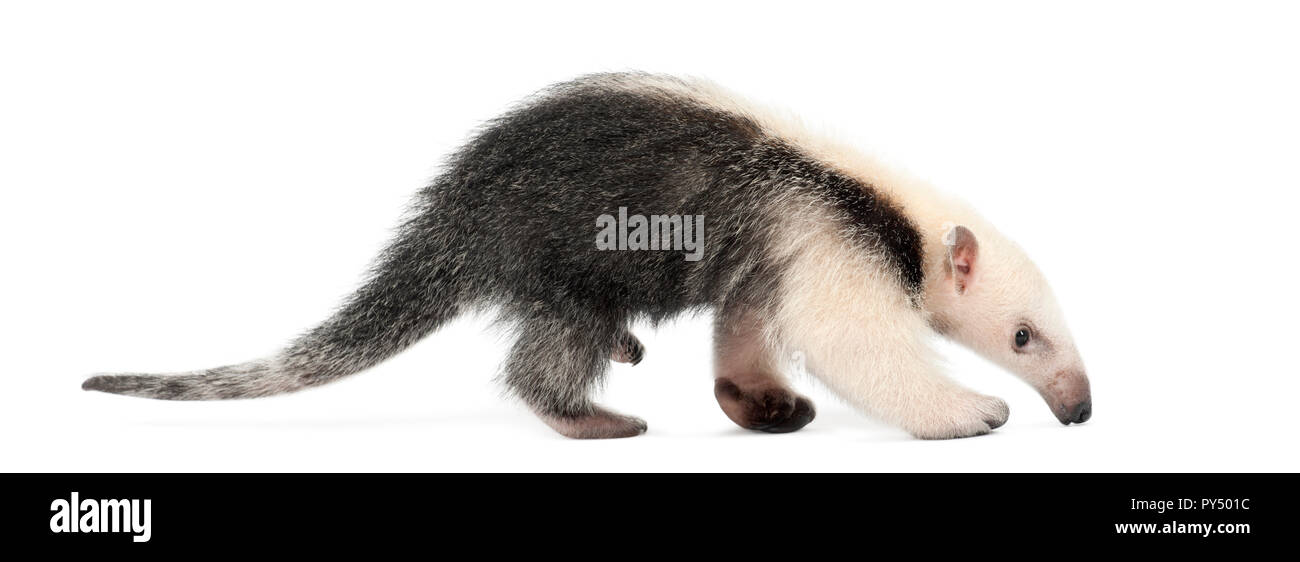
[925,223,1091,425]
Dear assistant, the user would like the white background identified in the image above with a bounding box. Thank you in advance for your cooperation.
[2,1,1297,472]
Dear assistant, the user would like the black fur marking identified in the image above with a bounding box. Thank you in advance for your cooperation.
[743,138,926,297]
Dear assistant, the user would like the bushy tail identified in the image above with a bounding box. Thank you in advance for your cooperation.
[82,225,466,401]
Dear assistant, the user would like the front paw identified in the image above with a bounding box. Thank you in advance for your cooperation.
[907,394,1009,440]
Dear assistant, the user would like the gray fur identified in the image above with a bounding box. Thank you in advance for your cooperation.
[83,72,925,431]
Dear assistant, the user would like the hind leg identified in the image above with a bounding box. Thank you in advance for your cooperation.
[712,308,816,433]
[504,311,647,439]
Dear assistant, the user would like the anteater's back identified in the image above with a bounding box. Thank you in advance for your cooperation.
[426,73,788,321]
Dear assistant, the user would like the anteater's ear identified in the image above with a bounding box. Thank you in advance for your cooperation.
[942,224,979,295]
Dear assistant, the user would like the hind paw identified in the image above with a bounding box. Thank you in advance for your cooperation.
[610,332,645,365]
[539,405,648,439]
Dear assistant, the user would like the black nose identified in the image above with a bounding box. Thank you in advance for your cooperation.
[1066,399,1092,424]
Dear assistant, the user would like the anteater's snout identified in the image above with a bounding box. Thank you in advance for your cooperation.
[1061,397,1091,425]
[1041,368,1091,426]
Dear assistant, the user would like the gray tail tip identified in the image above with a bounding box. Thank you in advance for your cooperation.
[82,374,120,393]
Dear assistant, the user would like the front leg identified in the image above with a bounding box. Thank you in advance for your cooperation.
[810,305,1009,439]
[780,295,1008,439]
[770,228,1009,439]
[712,308,816,433]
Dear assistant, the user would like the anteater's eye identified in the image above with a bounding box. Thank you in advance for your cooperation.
[1014,327,1031,348]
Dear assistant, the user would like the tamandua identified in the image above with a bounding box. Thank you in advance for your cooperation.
[83,72,1092,439]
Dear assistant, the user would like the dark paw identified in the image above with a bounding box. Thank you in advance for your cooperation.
[714,378,816,434]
